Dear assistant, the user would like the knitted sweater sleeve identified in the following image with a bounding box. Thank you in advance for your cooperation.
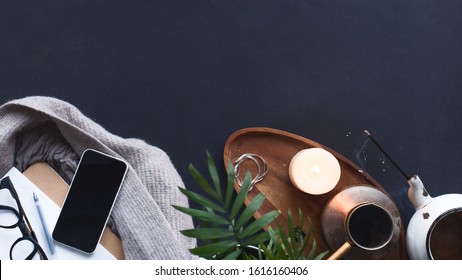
[0,96,197,259]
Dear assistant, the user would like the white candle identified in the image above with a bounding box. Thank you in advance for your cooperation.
[289,148,341,195]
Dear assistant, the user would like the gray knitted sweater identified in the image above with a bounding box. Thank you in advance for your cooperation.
[0,96,196,259]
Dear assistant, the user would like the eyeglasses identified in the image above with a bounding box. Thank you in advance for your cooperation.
[0,176,48,260]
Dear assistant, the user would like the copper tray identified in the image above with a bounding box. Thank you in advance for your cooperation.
[223,127,407,259]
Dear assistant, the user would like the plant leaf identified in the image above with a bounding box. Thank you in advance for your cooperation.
[258,242,268,260]
[178,187,225,213]
[314,250,330,260]
[223,249,242,260]
[298,233,310,259]
[188,163,220,201]
[241,230,270,247]
[224,160,235,210]
[307,239,317,260]
[305,214,313,243]
[229,171,252,220]
[189,240,239,257]
[299,234,312,258]
[206,151,222,201]
[235,193,265,229]
[268,226,282,250]
[277,222,295,259]
[238,210,279,239]
[287,210,295,249]
[298,208,304,234]
[172,205,229,225]
[269,227,288,260]
[258,242,275,260]
[180,228,235,240]
[204,207,221,232]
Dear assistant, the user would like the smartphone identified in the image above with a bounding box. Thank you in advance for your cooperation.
[52,149,128,254]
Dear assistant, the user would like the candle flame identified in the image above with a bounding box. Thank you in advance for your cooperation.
[311,165,321,175]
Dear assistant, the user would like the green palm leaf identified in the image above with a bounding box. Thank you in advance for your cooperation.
[172,205,229,225]
[178,187,225,213]
[224,160,235,210]
[241,231,270,247]
[260,208,328,260]
[238,210,279,239]
[206,151,222,200]
[229,171,252,220]
[174,152,326,260]
[180,228,235,240]
[223,249,242,260]
[188,163,220,201]
[189,240,239,257]
[235,193,266,229]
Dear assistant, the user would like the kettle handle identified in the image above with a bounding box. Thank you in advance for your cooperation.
[407,175,432,210]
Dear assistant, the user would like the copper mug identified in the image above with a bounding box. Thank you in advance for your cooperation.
[322,185,402,259]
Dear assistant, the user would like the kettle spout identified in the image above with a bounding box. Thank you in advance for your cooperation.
[407,175,432,210]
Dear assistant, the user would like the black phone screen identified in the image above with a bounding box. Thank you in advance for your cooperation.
[52,149,128,254]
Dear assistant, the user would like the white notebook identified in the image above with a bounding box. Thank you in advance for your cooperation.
[0,167,115,260]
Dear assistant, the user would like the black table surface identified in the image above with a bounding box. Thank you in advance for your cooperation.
[1,1,462,228]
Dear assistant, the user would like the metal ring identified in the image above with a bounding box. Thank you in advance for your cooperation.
[234,153,268,192]
[234,154,261,188]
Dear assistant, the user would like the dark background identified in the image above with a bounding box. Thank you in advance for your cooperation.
[1,0,462,227]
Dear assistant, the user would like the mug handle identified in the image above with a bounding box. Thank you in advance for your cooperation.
[328,241,352,260]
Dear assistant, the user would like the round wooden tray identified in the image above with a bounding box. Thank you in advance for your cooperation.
[223,127,408,259]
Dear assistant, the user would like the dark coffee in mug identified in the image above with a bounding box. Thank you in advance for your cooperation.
[427,209,462,260]
[347,204,394,249]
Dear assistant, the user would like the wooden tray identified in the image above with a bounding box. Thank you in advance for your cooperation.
[223,127,407,259]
